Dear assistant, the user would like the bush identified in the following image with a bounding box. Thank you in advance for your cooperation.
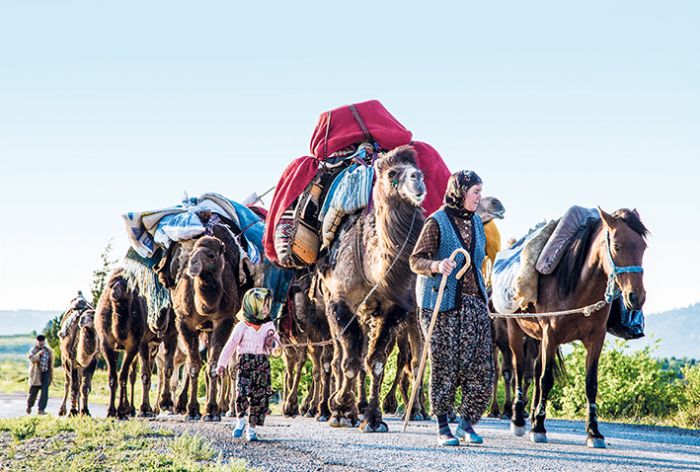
[548,339,683,421]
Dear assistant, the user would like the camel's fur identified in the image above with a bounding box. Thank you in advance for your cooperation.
[318,145,426,432]
[58,308,99,417]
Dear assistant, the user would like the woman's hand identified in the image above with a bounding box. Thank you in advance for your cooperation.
[437,258,456,275]
[216,365,226,377]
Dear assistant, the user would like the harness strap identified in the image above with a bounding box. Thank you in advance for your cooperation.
[349,104,373,143]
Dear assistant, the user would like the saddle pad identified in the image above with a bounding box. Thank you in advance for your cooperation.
[536,206,599,275]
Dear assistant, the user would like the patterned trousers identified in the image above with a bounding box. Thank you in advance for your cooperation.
[420,295,494,423]
[236,354,272,426]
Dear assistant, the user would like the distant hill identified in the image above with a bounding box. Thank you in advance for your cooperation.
[0,310,61,336]
[628,303,700,360]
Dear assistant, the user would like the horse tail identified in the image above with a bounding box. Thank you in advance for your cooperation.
[553,347,568,384]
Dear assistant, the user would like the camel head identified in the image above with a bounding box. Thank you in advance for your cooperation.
[78,309,95,329]
[477,196,506,224]
[187,236,226,315]
[107,272,130,306]
[374,145,426,207]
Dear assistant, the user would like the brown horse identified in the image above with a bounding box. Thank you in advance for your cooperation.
[507,208,647,448]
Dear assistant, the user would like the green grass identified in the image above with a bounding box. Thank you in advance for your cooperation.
[0,415,256,471]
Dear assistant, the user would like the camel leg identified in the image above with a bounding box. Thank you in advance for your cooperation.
[360,309,400,433]
[406,313,428,420]
[584,332,606,448]
[175,372,190,415]
[58,360,71,416]
[529,329,558,443]
[158,334,177,414]
[178,322,202,421]
[138,343,155,417]
[203,318,232,422]
[103,344,119,418]
[128,358,138,417]
[507,320,527,436]
[80,359,97,416]
[69,367,80,416]
[327,300,361,427]
[382,339,401,416]
[227,361,238,417]
[315,343,333,422]
[303,345,322,417]
[282,347,300,417]
[118,349,138,419]
[357,368,368,416]
[218,370,230,416]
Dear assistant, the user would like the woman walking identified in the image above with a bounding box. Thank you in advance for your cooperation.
[217,287,280,442]
[410,170,494,446]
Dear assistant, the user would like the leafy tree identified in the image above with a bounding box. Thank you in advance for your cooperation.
[90,240,117,306]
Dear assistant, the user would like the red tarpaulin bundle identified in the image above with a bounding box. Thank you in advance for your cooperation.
[263,99,451,265]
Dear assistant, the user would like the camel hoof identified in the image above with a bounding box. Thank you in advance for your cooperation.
[81,410,91,417]
[488,411,500,418]
[304,411,315,418]
[360,421,389,433]
[185,414,201,421]
[587,437,606,449]
[329,416,344,428]
[202,414,220,422]
[500,413,510,421]
[530,432,548,443]
[511,423,526,437]
[316,414,329,423]
[69,409,79,417]
[58,408,66,417]
[138,411,155,418]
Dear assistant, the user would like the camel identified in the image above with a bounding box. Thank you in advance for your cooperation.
[318,145,426,432]
[154,335,188,414]
[280,270,333,421]
[58,308,99,416]
[94,269,147,419]
[164,224,252,421]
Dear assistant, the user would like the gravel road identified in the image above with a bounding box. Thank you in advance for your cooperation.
[3,394,698,471]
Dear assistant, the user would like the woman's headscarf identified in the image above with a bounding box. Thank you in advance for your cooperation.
[443,170,483,218]
[236,288,272,325]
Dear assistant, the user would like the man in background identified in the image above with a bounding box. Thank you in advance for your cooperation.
[27,334,53,415]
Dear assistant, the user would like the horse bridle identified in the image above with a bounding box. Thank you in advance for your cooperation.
[603,230,644,304]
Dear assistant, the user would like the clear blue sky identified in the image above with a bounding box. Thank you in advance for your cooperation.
[1,1,698,314]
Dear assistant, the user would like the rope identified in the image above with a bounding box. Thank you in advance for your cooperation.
[488,300,608,319]
[274,209,419,353]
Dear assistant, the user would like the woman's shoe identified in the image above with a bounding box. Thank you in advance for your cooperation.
[437,433,460,447]
[455,425,484,444]
[232,423,246,438]
[246,429,258,442]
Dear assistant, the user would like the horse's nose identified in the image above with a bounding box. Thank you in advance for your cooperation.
[628,291,645,310]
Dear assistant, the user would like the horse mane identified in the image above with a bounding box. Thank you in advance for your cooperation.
[552,208,648,298]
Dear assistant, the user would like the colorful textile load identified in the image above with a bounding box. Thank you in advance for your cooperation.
[123,192,264,264]
[263,99,452,267]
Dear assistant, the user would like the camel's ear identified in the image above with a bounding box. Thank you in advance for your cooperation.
[597,206,616,229]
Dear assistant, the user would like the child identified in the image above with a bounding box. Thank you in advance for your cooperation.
[217,288,279,441]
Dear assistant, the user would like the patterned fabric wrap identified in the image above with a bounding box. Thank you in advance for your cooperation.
[420,295,494,422]
[236,353,272,426]
[416,210,488,312]
[443,170,483,212]
[122,248,172,333]
[237,288,272,324]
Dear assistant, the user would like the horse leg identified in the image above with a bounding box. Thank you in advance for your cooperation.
[203,319,232,422]
[327,300,361,427]
[179,324,202,421]
[502,345,514,420]
[138,343,155,417]
[118,349,138,419]
[529,353,542,424]
[530,331,557,443]
[507,320,527,436]
[80,359,97,416]
[584,334,606,448]
[488,346,501,418]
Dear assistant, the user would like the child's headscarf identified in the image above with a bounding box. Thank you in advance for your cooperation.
[236,288,272,325]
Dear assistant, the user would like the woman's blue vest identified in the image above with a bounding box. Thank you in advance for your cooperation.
[415,209,488,312]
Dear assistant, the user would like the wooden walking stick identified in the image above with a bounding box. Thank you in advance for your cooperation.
[402,247,471,433]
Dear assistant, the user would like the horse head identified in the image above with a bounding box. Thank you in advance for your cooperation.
[374,145,426,207]
[597,207,649,311]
